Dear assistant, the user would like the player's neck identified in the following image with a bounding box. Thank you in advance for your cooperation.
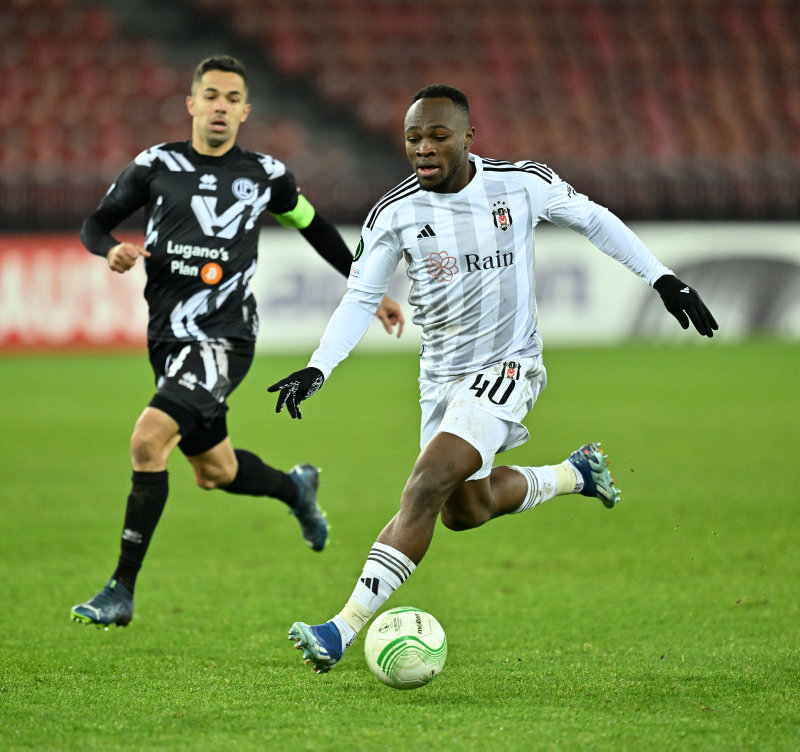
[191,138,237,158]
[449,159,476,193]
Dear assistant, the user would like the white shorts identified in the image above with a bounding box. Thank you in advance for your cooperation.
[418,357,547,481]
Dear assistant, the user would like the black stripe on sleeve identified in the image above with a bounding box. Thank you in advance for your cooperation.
[365,175,420,230]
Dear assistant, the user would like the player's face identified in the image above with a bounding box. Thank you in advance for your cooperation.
[186,70,251,156]
[404,98,475,193]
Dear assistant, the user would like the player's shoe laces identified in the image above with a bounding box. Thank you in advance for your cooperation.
[288,464,327,552]
[289,620,343,674]
[567,442,621,508]
[70,578,134,628]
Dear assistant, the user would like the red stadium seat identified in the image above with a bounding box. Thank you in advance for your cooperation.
[2,0,799,228]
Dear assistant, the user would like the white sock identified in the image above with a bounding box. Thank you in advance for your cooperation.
[334,542,416,649]
[511,461,583,513]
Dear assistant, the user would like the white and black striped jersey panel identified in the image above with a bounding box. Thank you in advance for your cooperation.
[135,143,197,171]
[350,154,551,381]
[365,174,421,230]
[255,152,288,181]
[482,157,554,185]
[132,143,288,182]
[363,160,554,231]
[98,141,300,343]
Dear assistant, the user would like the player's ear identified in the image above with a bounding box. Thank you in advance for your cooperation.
[464,126,476,148]
[240,102,252,123]
[186,94,195,117]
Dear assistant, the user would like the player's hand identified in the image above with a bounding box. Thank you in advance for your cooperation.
[376,296,405,338]
[107,242,151,273]
[267,367,324,419]
[653,274,718,338]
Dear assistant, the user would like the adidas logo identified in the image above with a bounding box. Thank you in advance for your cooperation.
[360,576,380,595]
[680,286,690,294]
[416,224,436,239]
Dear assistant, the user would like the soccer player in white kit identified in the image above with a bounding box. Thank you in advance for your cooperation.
[269,85,717,673]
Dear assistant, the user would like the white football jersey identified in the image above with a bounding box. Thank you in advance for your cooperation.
[309,154,671,381]
[310,154,670,383]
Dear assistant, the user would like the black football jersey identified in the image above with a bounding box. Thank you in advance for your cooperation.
[88,141,300,343]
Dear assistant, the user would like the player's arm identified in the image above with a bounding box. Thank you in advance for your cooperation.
[80,161,150,274]
[268,226,401,419]
[271,190,404,337]
[267,288,381,418]
[542,176,717,337]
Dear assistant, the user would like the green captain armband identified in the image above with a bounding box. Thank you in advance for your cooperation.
[272,194,316,229]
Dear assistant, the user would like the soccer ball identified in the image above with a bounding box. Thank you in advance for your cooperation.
[364,607,447,689]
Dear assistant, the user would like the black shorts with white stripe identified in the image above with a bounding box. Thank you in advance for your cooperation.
[147,338,254,455]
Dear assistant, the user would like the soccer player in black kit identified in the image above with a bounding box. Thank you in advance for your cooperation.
[70,55,404,628]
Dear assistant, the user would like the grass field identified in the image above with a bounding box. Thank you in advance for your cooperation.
[1,341,798,750]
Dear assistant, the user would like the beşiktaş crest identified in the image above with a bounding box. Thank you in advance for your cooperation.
[492,200,513,231]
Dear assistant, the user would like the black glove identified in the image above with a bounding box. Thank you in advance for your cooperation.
[267,367,324,419]
[653,274,718,338]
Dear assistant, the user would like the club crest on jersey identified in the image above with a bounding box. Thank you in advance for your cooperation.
[425,250,459,282]
[492,200,513,231]
[502,361,521,380]
[232,177,256,201]
[199,174,217,191]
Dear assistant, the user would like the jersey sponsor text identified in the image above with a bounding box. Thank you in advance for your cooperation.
[464,250,514,272]
[166,239,229,261]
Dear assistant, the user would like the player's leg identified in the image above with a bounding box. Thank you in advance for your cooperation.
[288,357,548,671]
[434,402,527,529]
[72,340,221,627]
[288,372,480,671]
[184,434,238,489]
[439,438,620,528]
[70,405,179,627]
[377,430,483,562]
[184,431,327,552]
[439,441,611,529]
[190,337,326,548]
[439,467,525,530]
[436,359,619,525]
[289,431,481,672]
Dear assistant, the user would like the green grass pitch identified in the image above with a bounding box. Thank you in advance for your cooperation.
[1,341,798,750]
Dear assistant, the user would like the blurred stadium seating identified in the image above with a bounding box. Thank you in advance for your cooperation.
[2,0,798,230]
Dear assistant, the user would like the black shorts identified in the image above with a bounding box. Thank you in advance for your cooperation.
[147,338,255,456]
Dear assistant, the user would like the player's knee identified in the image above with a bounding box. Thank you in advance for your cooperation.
[194,463,236,490]
[194,473,217,490]
[130,431,162,470]
[194,470,224,490]
[130,409,179,470]
[440,500,490,531]
[405,464,460,503]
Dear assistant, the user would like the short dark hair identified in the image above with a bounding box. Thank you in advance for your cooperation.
[192,55,248,92]
[411,84,470,120]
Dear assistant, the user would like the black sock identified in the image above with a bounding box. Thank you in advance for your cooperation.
[223,449,299,504]
[112,470,169,593]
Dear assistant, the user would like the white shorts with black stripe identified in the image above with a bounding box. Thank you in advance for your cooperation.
[418,356,547,481]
